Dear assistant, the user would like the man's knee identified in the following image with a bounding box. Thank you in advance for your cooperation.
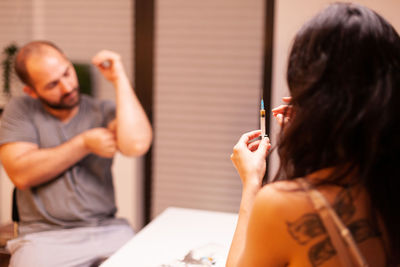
[8,239,48,267]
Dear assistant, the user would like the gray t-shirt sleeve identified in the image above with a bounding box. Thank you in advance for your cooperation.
[100,99,116,127]
[0,97,38,145]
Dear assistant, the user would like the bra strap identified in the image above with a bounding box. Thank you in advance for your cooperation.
[297,178,369,267]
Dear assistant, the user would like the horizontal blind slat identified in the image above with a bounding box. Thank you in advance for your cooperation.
[153,0,264,217]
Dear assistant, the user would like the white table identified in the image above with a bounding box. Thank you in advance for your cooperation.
[101,207,238,267]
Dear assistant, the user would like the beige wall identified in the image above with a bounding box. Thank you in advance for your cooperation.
[269,0,400,179]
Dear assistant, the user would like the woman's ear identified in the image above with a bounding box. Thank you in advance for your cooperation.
[23,86,38,99]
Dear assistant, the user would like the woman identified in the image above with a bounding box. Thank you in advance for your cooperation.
[227,3,400,267]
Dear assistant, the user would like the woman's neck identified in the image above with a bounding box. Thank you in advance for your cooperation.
[305,166,358,185]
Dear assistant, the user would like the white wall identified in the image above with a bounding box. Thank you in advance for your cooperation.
[269,0,400,179]
[0,0,144,231]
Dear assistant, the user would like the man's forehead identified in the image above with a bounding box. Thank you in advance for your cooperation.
[26,49,70,84]
[27,47,68,68]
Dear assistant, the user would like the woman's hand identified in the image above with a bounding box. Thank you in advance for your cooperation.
[231,130,271,189]
[227,130,271,267]
[272,96,292,126]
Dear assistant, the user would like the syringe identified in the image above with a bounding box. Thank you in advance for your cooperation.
[260,99,266,138]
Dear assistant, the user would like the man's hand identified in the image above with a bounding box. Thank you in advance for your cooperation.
[82,128,117,158]
[107,119,117,134]
[92,50,126,83]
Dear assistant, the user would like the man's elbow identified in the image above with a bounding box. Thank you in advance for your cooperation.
[0,163,29,189]
[5,168,36,190]
[10,174,30,190]
[119,139,152,157]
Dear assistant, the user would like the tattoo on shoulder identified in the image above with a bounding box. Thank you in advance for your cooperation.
[309,238,335,267]
[286,187,380,266]
[348,219,380,243]
[332,187,355,224]
[287,213,325,245]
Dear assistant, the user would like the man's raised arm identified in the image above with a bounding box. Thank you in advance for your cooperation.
[92,50,153,157]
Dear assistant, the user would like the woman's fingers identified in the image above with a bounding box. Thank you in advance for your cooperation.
[256,137,271,157]
[248,140,261,152]
[272,97,292,119]
[276,114,284,125]
[272,105,292,114]
[272,97,293,126]
[271,105,289,113]
[237,130,262,146]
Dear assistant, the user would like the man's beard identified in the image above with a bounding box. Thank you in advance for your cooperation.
[38,87,80,110]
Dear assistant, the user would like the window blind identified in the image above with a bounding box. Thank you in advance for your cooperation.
[152,0,265,217]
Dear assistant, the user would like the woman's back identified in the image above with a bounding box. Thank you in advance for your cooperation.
[227,2,400,266]
[245,176,388,266]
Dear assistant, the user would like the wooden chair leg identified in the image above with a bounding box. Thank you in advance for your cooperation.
[13,222,18,238]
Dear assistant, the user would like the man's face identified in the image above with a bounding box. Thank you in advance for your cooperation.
[26,48,80,110]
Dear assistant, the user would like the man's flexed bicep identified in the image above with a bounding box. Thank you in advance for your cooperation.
[92,50,153,157]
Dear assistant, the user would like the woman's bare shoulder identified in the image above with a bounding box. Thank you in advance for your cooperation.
[243,180,314,264]
[257,180,307,202]
[254,180,314,221]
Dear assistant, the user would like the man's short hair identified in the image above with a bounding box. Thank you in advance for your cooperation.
[14,41,64,87]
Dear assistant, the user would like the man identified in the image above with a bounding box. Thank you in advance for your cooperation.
[0,41,152,266]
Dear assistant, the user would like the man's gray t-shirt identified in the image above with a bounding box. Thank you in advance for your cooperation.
[0,95,127,235]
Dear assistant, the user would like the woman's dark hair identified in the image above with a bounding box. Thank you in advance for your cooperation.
[275,2,400,263]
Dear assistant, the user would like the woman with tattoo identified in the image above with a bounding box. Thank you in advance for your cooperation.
[227,3,400,267]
